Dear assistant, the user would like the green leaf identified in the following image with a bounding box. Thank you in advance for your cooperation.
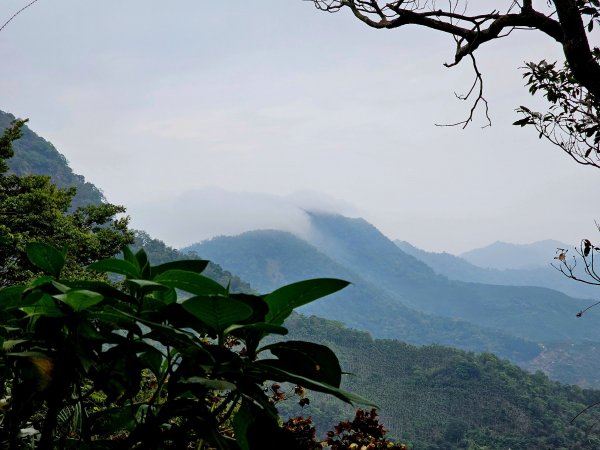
[125,279,169,294]
[260,340,342,387]
[154,270,226,296]
[21,294,65,318]
[54,290,104,312]
[264,278,350,325]
[151,260,209,278]
[254,362,376,407]
[26,242,65,278]
[122,246,140,270]
[182,296,254,334]
[0,286,26,311]
[233,401,253,450]
[63,280,135,303]
[139,347,164,378]
[87,258,140,278]
[225,323,288,337]
[180,377,236,391]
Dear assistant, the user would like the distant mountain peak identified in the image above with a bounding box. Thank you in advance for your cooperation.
[459,239,570,270]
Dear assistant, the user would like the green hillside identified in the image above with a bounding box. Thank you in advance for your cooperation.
[281,314,600,450]
[0,111,104,208]
[304,212,600,343]
[186,230,541,362]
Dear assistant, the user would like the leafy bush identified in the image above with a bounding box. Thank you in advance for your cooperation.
[0,242,368,449]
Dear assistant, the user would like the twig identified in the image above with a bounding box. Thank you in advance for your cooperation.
[0,0,40,34]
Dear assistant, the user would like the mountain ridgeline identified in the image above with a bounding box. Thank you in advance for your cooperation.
[0,111,105,208]
[396,239,598,300]
[185,213,600,386]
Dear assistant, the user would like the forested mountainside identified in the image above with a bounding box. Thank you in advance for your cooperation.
[0,111,254,296]
[301,213,600,343]
[185,230,540,363]
[279,314,600,450]
[187,221,600,344]
[0,111,104,208]
[396,240,598,299]
[187,220,600,386]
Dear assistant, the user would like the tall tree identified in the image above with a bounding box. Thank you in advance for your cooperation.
[0,119,133,285]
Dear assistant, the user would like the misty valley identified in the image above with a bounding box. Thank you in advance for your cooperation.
[3,110,600,449]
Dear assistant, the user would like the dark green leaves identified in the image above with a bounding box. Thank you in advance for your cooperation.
[154,270,227,296]
[1,242,360,448]
[151,260,209,278]
[264,278,350,325]
[260,340,342,387]
[54,290,104,312]
[26,242,66,278]
[88,258,140,278]
[182,296,254,334]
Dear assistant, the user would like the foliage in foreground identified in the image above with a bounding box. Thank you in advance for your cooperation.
[0,242,367,449]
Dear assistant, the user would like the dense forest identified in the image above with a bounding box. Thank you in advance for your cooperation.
[280,314,600,450]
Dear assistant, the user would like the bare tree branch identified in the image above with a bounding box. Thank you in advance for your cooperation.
[0,0,40,34]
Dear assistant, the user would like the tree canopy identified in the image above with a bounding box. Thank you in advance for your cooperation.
[0,120,133,286]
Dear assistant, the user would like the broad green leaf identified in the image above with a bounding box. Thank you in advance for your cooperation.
[264,278,350,325]
[147,287,177,305]
[139,347,164,378]
[54,290,104,312]
[125,279,169,294]
[154,270,226,296]
[225,323,288,337]
[134,248,150,279]
[181,377,236,391]
[102,306,213,359]
[88,258,140,278]
[182,296,253,333]
[233,401,253,450]
[21,294,65,317]
[29,276,55,289]
[229,293,269,324]
[260,340,341,387]
[0,286,26,310]
[63,280,134,303]
[254,362,376,407]
[26,242,65,278]
[151,260,209,278]
[122,246,140,270]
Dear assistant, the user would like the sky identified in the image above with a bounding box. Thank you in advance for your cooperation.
[1,0,599,254]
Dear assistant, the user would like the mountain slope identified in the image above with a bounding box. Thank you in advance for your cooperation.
[459,239,568,270]
[303,212,600,343]
[186,230,540,362]
[396,239,598,299]
[281,314,600,450]
[0,111,104,208]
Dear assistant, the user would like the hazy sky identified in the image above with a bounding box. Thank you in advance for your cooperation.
[1,0,599,253]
